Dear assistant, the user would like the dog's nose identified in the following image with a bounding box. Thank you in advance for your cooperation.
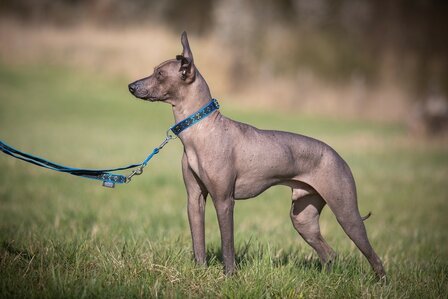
[128,83,136,94]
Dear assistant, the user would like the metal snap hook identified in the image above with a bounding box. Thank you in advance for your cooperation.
[166,128,177,140]
[126,166,144,183]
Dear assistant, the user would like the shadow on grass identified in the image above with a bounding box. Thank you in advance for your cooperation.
[205,238,323,271]
[203,237,376,278]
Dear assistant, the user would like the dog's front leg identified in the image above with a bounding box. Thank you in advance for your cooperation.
[187,191,207,265]
[213,197,236,275]
[182,155,208,266]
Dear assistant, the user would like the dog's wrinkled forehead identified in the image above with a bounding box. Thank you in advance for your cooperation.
[154,59,180,73]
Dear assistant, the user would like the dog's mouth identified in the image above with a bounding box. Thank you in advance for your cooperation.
[132,93,168,102]
[128,84,169,102]
[143,95,158,102]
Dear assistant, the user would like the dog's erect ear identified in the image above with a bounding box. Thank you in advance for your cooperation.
[176,55,191,69]
[181,31,194,61]
[176,55,195,81]
[177,31,196,82]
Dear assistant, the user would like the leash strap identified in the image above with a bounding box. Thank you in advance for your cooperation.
[0,136,172,187]
[170,99,219,136]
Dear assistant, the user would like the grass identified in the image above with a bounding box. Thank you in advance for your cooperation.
[0,63,447,298]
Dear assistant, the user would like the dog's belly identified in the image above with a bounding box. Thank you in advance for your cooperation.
[233,177,280,199]
[232,163,300,199]
[233,176,314,200]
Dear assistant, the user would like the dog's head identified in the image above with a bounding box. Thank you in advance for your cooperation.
[128,31,196,103]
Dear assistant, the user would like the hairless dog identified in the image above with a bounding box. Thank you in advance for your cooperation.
[128,32,386,279]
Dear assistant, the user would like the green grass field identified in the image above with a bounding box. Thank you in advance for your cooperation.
[0,64,447,298]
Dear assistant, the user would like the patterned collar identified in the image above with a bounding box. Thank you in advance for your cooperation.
[170,99,220,136]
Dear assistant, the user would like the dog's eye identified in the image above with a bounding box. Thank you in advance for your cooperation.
[156,70,164,80]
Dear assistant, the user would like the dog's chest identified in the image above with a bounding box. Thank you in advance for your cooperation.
[185,148,201,175]
[184,145,227,184]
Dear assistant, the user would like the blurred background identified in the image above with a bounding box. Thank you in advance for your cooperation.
[0,2,447,297]
[1,0,447,135]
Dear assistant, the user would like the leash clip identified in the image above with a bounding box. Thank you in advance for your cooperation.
[157,133,174,151]
[166,129,177,141]
[125,166,144,183]
[125,133,175,184]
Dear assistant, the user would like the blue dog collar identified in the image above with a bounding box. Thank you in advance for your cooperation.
[170,99,220,136]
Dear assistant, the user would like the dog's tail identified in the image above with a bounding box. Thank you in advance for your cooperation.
[361,211,372,221]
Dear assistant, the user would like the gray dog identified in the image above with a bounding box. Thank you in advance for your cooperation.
[128,32,386,279]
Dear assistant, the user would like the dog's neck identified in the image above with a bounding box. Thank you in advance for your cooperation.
[171,71,213,124]
[170,71,221,144]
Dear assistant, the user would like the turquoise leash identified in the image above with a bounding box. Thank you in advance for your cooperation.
[0,99,219,188]
[0,133,174,188]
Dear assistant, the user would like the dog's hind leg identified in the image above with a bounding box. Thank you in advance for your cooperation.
[312,175,386,279]
[300,154,386,279]
[325,194,386,279]
[290,191,336,266]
